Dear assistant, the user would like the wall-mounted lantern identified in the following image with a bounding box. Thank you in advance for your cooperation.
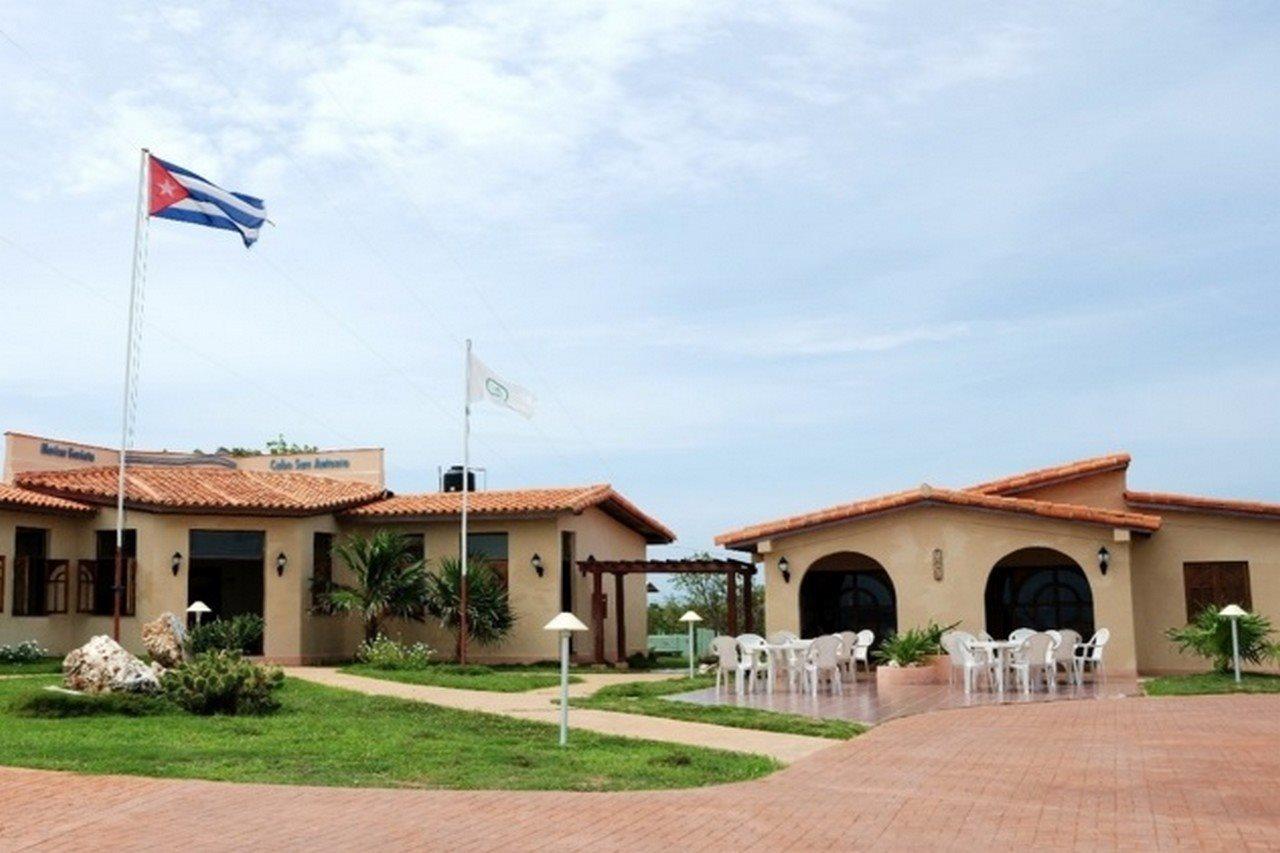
[171,551,183,577]
[931,548,944,582]
[1097,546,1110,576]
[276,551,288,577]
[778,557,791,584]
[531,553,545,578]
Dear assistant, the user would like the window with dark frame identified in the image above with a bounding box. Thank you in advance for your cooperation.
[403,533,425,563]
[12,527,49,617]
[92,530,137,617]
[1183,561,1251,621]
[312,532,334,609]
[467,532,509,588]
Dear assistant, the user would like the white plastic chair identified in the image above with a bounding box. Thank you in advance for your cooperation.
[1050,629,1080,684]
[736,635,772,693]
[1073,628,1110,686]
[766,631,797,645]
[804,634,843,696]
[709,636,742,694]
[1009,632,1057,694]
[836,631,856,682]
[852,629,875,674]
[977,630,993,641]
[949,633,997,694]
[1008,627,1036,643]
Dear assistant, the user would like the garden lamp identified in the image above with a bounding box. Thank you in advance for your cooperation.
[1219,603,1247,684]
[679,610,703,679]
[186,600,211,626]
[543,612,588,746]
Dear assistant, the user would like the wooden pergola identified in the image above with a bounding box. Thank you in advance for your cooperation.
[577,557,757,665]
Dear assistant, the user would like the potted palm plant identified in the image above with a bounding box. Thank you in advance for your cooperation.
[874,620,960,688]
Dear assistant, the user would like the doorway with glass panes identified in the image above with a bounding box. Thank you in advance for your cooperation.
[187,530,265,653]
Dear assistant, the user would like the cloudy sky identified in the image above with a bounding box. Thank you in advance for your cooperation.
[1,2,1277,562]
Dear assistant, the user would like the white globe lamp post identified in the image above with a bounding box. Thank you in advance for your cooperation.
[543,612,589,746]
[678,610,703,679]
[1219,604,1248,684]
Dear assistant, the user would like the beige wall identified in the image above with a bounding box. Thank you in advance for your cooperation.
[1008,469,1131,512]
[336,506,649,664]
[758,505,1141,675]
[0,506,335,663]
[1131,511,1280,674]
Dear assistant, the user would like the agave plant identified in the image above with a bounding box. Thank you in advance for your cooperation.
[873,627,936,668]
[316,530,430,642]
[424,555,515,658]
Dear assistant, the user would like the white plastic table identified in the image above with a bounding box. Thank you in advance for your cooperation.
[763,639,812,692]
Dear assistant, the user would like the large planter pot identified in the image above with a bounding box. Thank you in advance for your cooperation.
[926,653,951,683]
[876,661,940,689]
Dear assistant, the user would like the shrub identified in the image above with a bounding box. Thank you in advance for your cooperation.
[187,614,265,655]
[425,556,515,655]
[1166,606,1280,673]
[0,640,48,664]
[161,651,284,715]
[355,634,435,670]
[873,627,935,667]
[922,620,962,654]
[16,690,173,718]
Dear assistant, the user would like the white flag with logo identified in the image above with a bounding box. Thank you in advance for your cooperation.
[468,353,536,418]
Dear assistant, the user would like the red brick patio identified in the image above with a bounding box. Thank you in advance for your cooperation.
[2,693,1277,851]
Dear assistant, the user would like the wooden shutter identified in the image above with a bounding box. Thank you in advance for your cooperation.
[124,559,138,617]
[0,556,5,613]
[76,560,97,613]
[45,560,69,614]
[1183,561,1251,621]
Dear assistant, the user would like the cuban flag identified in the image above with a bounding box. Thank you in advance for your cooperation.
[148,156,267,247]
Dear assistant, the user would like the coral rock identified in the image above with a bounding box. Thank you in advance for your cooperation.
[63,635,160,694]
[141,612,186,669]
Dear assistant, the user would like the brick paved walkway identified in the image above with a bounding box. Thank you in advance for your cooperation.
[2,693,1278,850]
[286,668,833,763]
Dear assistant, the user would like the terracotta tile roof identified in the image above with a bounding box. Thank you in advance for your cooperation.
[14,466,386,516]
[1125,490,1280,520]
[715,485,1160,549]
[343,484,676,544]
[967,453,1131,496]
[0,482,94,515]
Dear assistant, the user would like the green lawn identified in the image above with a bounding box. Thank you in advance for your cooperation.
[0,676,776,790]
[0,658,62,676]
[571,676,865,740]
[1144,671,1280,696]
[342,663,582,692]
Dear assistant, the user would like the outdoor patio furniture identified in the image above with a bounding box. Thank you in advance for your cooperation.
[1073,628,1110,686]
[1009,632,1057,694]
[804,634,843,696]
[966,637,1021,693]
[709,635,747,695]
[766,630,797,645]
[736,634,772,693]
[1008,627,1036,643]
[836,631,856,681]
[852,629,875,675]
[977,630,993,641]
[765,637,812,693]
[1052,629,1082,682]
[948,632,998,694]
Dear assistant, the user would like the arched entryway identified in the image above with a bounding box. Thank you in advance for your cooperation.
[984,547,1094,639]
[799,552,897,640]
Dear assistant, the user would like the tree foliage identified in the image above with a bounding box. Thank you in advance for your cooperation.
[1166,606,1280,672]
[316,530,430,642]
[424,555,515,657]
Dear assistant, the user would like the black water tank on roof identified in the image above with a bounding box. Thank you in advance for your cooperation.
[442,465,476,493]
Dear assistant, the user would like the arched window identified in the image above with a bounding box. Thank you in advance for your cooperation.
[985,548,1094,639]
[799,552,896,641]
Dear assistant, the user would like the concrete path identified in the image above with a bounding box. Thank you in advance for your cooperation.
[285,667,833,763]
[2,693,1278,850]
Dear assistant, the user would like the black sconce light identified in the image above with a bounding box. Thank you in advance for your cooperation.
[171,551,182,577]
[276,552,288,577]
[531,553,544,578]
[1097,546,1110,576]
[778,557,791,584]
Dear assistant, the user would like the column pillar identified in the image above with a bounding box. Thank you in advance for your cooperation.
[726,570,738,636]
[614,572,626,665]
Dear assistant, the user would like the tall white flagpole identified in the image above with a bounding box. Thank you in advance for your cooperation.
[459,338,471,663]
[114,147,150,642]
